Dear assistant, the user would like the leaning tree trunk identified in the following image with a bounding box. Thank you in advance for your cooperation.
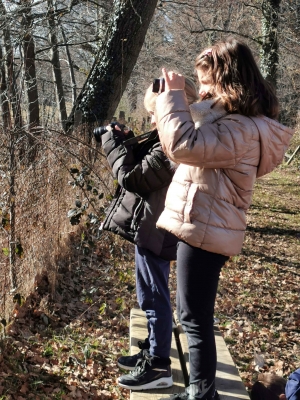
[260,0,280,89]
[67,0,159,131]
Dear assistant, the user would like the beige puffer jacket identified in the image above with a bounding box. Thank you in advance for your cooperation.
[156,90,294,256]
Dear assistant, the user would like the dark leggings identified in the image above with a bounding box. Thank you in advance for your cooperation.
[176,241,229,387]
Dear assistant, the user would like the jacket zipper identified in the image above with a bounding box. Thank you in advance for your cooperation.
[131,197,144,231]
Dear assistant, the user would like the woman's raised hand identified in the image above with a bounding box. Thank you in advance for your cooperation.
[162,68,185,91]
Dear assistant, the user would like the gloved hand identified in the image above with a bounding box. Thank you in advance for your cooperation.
[96,122,135,148]
[110,123,134,141]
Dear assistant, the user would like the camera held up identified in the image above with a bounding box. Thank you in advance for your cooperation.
[93,122,128,143]
[152,78,165,94]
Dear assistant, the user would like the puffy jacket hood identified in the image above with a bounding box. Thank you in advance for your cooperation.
[250,116,294,178]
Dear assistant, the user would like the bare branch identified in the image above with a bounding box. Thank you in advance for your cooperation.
[190,28,263,45]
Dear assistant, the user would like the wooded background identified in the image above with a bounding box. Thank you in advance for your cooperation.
[0,0,299,317]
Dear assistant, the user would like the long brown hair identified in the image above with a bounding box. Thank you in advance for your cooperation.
[194,37,279,119]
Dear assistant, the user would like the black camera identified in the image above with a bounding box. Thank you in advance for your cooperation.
[93,121,153,147]
[152,78,165,94]
[93,122,128,143]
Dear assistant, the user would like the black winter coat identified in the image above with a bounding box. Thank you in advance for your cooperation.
[101,128,178,261]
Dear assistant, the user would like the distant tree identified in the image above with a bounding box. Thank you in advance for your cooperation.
[260,0,280,88]
[0,0,23,129]
[21,0,40,130]
[276,0,300,124]
[47,0,68,131]
[0,45,11,129]
[60,26,77,106]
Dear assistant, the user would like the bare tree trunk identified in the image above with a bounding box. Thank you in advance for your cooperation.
[296,0,300,35]
[21,0,40,130]
[61,26,77,106]
[0,0,23,129]
[0,45,12,129]
[67,0,159,130]
[260,0,280,89]
[47,0,68,131]
[8,128,17,290]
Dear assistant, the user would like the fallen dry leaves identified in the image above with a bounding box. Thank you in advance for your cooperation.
[0,165,299,398]
[215,166,300,390]
[0,232,137,399]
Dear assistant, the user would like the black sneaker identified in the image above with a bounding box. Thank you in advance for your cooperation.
[117,350,173,390]
[118,338,150,370]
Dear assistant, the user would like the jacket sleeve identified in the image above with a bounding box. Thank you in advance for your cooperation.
[155,90,257,169]
[101,131,175,196]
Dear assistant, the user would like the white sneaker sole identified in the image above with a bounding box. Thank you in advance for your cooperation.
[117,362,136,371]
[117,375,173,390]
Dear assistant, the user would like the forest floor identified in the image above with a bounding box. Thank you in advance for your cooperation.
[0,164,299,400]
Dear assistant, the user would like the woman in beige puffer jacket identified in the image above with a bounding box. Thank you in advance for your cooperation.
[155,37,294,400]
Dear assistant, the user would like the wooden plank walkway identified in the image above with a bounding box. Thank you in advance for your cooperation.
[129,308,250,400]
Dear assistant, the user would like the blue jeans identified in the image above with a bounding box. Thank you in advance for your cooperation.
[135,245,172,359]
[176,241,228,392]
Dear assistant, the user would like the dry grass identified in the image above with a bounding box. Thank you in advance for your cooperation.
[0,126,113,320]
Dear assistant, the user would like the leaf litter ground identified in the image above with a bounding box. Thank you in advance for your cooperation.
[0,165,299,399]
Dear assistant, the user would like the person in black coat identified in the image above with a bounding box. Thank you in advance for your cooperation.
[99,77,199,391]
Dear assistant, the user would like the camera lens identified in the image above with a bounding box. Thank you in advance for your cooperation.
[93,126,108,142]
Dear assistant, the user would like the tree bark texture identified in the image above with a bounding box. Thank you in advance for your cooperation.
[61,26,77,105]
[47,0,68,131]
[22,0,40,129]
[260,0,280,89]
[0,0,23,129]
[8,124,17,290]
[67,0,159,130]
[0,45,12,129]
